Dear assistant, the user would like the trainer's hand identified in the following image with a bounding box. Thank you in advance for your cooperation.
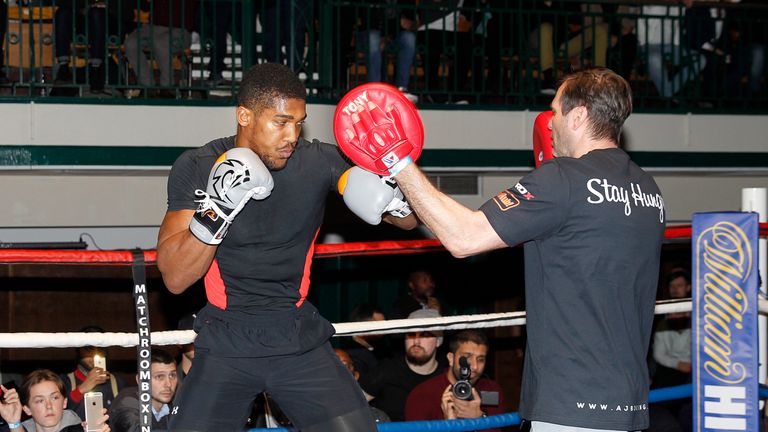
[338,167,412,225]
[189,147,274,244]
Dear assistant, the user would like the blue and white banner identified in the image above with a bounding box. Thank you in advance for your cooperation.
[693,212,759,432]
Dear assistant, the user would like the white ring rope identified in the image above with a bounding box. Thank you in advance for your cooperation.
[0,298,764,348]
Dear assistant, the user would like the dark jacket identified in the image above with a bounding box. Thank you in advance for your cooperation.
[109,386,174,432]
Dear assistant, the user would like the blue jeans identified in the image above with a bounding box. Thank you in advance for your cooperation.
[359,29,416,90]
[645,43,706,98]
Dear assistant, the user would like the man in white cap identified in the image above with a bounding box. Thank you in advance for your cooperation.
[358,309,444,421]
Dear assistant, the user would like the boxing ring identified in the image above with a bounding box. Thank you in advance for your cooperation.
[1,219,767,431]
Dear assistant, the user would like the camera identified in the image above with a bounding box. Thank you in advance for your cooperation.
[452,356,473,401]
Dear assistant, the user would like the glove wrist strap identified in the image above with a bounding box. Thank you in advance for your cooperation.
[189,190,233,245]
[388,155,412,177]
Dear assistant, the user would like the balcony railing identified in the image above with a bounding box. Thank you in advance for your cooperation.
[0,0,765,112]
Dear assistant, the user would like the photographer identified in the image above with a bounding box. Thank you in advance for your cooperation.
[404,330,505,429]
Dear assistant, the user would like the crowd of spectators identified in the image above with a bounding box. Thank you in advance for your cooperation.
[0,1,765,107]
[1,265,707,430]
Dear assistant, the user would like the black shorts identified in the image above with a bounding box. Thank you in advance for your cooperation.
[168,303,371,430]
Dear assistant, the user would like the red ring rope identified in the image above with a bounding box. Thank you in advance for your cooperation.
[0,224,766,264]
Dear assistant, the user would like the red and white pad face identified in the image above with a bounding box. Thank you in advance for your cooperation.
[334,83,424,176]
[532,110,554,168]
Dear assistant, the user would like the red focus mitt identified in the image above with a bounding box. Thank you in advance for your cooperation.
[532,111,554,168]
[334,83,424,176]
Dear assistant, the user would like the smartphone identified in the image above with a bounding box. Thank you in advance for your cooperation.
[84,392,104,432]
[93,354,107,371]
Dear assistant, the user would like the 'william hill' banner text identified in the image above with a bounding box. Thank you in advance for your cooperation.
[693,212,759,431]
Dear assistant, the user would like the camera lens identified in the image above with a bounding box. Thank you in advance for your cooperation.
[452,380,473,400]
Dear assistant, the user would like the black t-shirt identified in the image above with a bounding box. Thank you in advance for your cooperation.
[359,356,443,422]
[167,136,350,312]
[480,148,665,431]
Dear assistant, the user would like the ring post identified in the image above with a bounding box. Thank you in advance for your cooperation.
[742,187,767,407]
[692,212,759,431]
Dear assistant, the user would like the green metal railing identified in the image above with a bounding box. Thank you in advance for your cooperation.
[0,0,765,112]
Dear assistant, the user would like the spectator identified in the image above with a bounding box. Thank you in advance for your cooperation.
[741,0,768,97]
[343,304,389,379]
[358,309,444,421]
[652,269,692,388]
[637,1,706,99]
[109,349,178,432]
[603,3,640,81]
[529,1,609,94]
[391,269,441,319]
[482,0,521,98]
[52,0,125,94]
[0,1,7,84]
[357,0,418,103]
[416,0,477,102]
[405,329,505,427]
[0,381,22,432]
[334,348,391,423]
[651,269,692,431]
[202,1,239,84]
[7,369,110,432]
[260,0,311,72]
[123,0,195,97]
[717,0,766,102]
[62,327,125,420]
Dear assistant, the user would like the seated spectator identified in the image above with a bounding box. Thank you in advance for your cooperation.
[358,0,418,103]
[391,269,442,319]
[530,1,609,93]
[260,0,311,72]
[653,269,692,388]
[124,0,195,98]
[0,1,7,84]
[602,3,640,81]
[637,0,706,99]
[62,327,125,420]
[1,369,109,432]
[109,349,178,432]
[334,348,390,423]
[652,269,693,431]
[416,0,477,102]
[405,329,505,427]
[358,309,444,421]
[52,0,126,94]
[342,303,389,379]
[0,381,22,431]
